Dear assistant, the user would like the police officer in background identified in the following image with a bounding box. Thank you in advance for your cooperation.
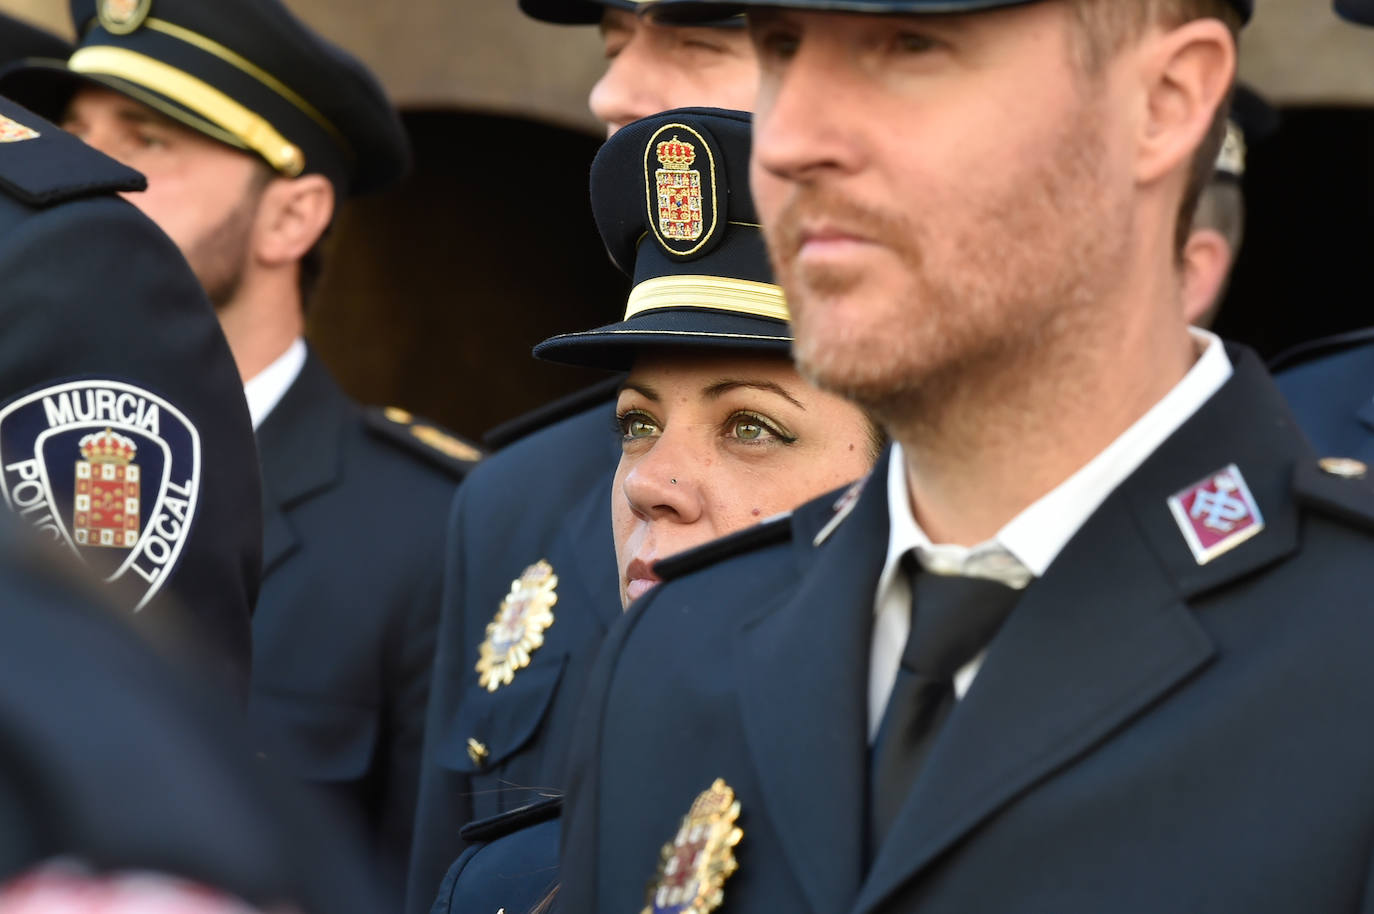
[405,3,760,910]
[0,13,259,699]
[1273,2,1374,458]
[1,0,480,897]
[559,0,1374,910]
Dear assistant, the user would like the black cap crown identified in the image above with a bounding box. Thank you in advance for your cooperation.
[0,13,72,68]
[0,0,409,196]
[1336,0,1374,24]
[535,108,790,370]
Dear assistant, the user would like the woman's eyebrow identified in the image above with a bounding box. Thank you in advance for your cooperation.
[619,380,661,402]
[702,379,806,410]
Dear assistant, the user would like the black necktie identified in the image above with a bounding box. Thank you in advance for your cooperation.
[867,559,1023,856]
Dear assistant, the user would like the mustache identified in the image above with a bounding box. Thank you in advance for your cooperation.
[768,187,916,258]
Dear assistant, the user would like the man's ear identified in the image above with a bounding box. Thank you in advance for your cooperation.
[253,173,335,266]
[1135,18,1236,187]
[1181,225,1234,327]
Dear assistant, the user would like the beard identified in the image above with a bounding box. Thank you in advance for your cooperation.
[763,91,1132,431]
[184,184,262,310]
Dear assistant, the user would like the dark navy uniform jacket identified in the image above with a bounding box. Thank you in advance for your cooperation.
[0,96,258,697]
[1276,332,1374,460]
[0,518,381,914]
[406,398,621,914]
[246,349,475,896]
[562,347,1374,914]
[428,798,562,914]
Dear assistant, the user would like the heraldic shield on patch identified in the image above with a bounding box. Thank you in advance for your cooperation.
[1167,463,1265,566]
[475,559,559,692]
[644,122,722,259]
[0,380,201,610]
[643,779,743,914]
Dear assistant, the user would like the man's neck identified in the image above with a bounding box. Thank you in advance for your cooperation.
[216,274,306,383]
[889,286,1195,548]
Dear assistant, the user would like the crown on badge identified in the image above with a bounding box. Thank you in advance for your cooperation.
[656,137,697,172]
[79,428,138,465]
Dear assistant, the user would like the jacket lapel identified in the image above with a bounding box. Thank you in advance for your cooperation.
[732,454,890,914]
[852,348,1306,914]
[253,350,349,577]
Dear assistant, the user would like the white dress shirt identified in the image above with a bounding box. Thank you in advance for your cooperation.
[242,338,307,430]
[868,328,1234,739]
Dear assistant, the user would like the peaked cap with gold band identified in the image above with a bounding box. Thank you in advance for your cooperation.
[0,13,72,68]
[647,0,1251,25]
[535,107,788,370]
[0,0,409,196]
[520,0,742,27]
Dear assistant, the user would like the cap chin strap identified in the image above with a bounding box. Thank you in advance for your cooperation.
[623,275,790,322]
[69,45,305,176]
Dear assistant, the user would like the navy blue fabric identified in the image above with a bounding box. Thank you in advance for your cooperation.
[1277,338,1374,462]
[1337,0,1374,24]
[0,95,257,699]
[0,13,69,71]
[246,350,466,903]
[0,518,383,914]
[406,400,621,914]
[430,816,561,914]
[560,347,1374,914]
[1,0,408,195]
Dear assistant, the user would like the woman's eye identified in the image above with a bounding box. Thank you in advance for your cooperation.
[734,419,767,441]
[727,413,795,444]
[619,411,661,440]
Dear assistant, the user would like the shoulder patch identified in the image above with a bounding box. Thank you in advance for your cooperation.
[483,375,624,450]
[1292,457,1374,533]
[458,795,562,844]
[656,513,794,583]
[364,406,483,478]
[1269,328,1374,374]
[0,97,145,207]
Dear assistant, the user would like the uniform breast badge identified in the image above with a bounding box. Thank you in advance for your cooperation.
[644,122,720,259]
[1167,464,1265,565]
[475,560,558,692]
[643,779,743,914]
[0,379,202,610]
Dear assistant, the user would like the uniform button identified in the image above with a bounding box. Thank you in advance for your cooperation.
[467,737,489,768]
[1319,457,1368,480]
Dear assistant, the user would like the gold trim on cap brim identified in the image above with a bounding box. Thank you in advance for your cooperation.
[623,274,790,323]
[69,45,305,175]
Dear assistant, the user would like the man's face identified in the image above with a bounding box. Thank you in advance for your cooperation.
[590,8,758,136]
[62,86,268,308]
[748,6,1136,415]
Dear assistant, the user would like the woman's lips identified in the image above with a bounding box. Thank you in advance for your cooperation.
[624,557,661,603]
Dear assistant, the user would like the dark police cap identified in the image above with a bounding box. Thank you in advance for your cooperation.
[535,107,790,370]
[0,0,409,197]
[1213,84,1277,182]
[520,0,744,27]
[0,13,72,67]
[1336,0,1374,24]
[649,0,1252,26]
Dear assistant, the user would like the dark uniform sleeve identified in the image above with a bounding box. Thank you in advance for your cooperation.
[0,105,258,692]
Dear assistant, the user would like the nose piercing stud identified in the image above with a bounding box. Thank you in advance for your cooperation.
[670,478,677,485]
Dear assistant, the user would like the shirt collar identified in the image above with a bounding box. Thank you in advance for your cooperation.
[878,327,1233,596]
[243,338,307,430]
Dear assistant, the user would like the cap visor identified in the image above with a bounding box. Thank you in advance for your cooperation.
[534,308,792,371]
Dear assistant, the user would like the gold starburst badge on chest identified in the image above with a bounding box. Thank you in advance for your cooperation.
[475,560,558,692]
[643,779,743,914]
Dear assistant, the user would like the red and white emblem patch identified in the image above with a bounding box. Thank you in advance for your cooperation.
[1167,463,1264,565]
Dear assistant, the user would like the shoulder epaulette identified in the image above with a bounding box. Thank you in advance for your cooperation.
[1269,328,1374,374]
[364,406,484,478]
[458,795,562,844]
[482,375,623,450]
[1292,457,1374,533]
[656,513,794,582]
[0,97,145,207]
